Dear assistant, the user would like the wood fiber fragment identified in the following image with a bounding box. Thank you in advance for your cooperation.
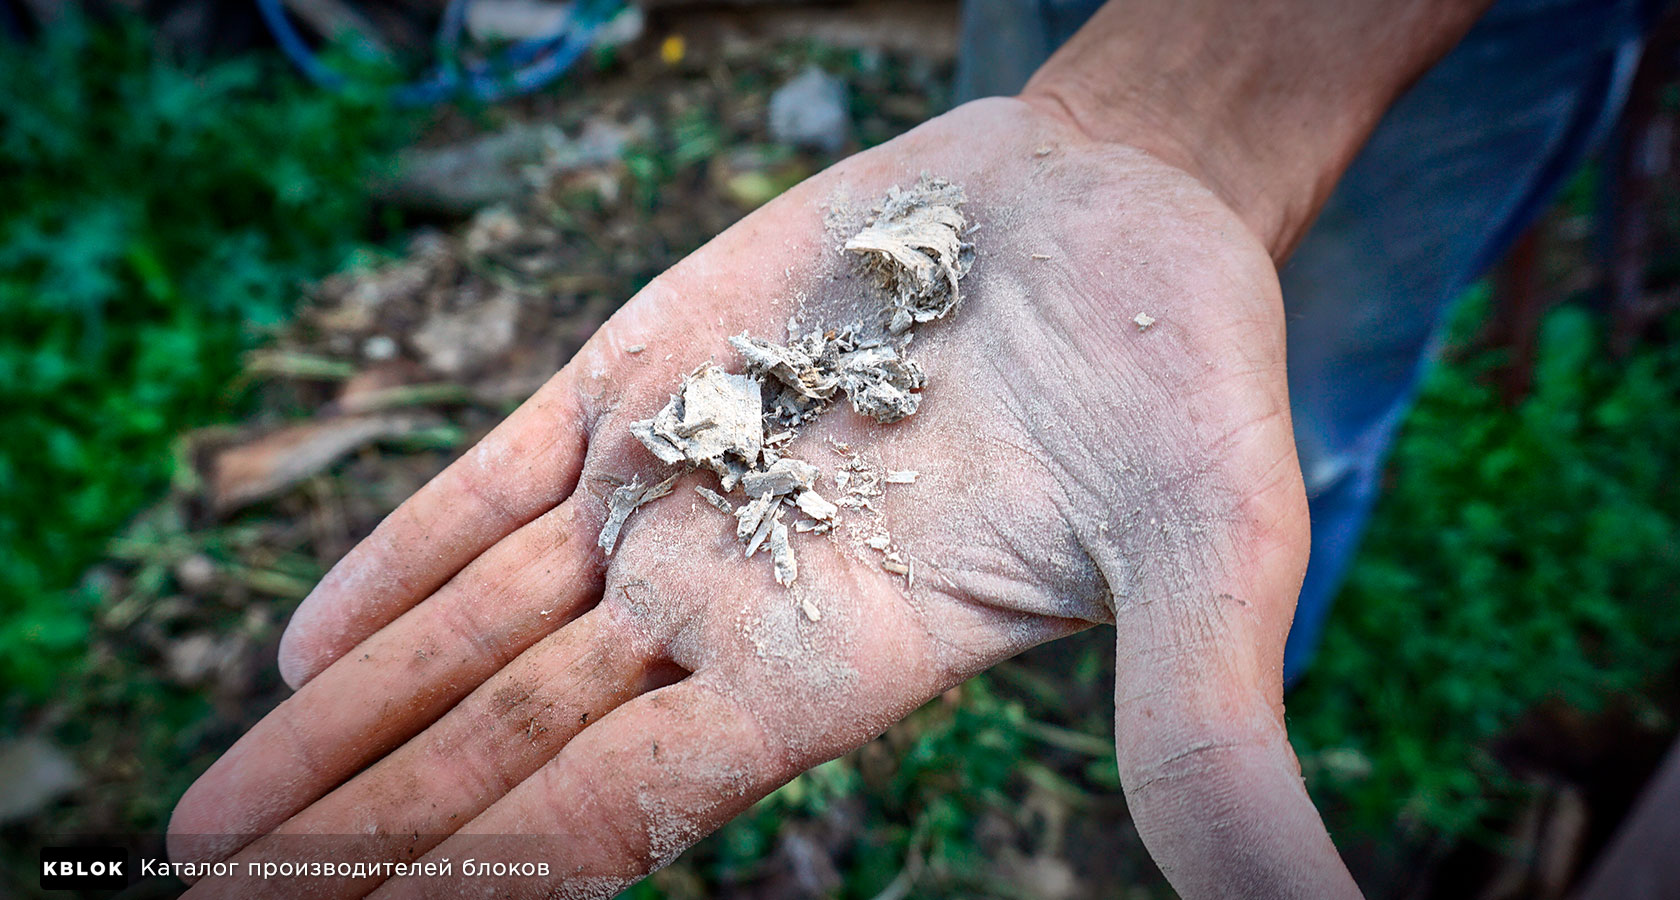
[770,517,797,586]
[794,489,838,521]
[741,458,819,497]
[597,473,679,555]
[630,364,763,490]
[695,485,733,514]
[843,176,974,334]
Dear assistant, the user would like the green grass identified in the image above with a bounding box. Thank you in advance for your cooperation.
[1290,292,1680,839]
[0,20,406,705]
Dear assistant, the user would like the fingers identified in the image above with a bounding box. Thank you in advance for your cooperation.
[170,493,602,863]
[278,374,591,689]
[366,673,808,900]
[181,606,679,900]
[1111,579,1361,898]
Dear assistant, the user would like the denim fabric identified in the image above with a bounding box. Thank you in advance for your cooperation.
[955,0,1655,682]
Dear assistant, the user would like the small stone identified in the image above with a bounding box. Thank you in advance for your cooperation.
[768,66,851,152]
[173,554,217,592]
[362,334,398,361]
[1133,312,1156,330]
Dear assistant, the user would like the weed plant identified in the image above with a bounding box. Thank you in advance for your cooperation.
[0,20,403,705]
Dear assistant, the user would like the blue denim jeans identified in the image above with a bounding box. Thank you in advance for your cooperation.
[957,0,1656,682]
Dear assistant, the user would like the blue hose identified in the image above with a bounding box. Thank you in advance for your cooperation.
[254,0,616,106]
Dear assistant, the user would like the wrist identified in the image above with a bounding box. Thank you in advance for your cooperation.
[1019,0,1492,258]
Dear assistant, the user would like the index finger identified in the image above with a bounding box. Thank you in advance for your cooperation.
[276,370,591,689]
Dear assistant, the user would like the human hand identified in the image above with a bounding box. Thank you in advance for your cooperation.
[168,95,1351,897]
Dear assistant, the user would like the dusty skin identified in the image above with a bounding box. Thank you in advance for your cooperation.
[169,97,1347,899]
[618,176,973,586]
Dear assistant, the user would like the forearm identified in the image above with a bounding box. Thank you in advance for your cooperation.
[1021,0,1494,258]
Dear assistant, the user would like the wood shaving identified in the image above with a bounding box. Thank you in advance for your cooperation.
[843,176,974,335]
[735,493,778,543]
[732,328,927,425]
[597,473,679,555]
[794,489,838,521]
[741,458,818,497]
[745,501,779,557]
[630,364,763,490]
[695,485,733,515]
[769,516,797,587]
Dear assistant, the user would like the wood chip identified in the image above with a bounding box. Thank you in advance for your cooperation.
[770,516,797,586]
[630,364,763,490]
[745,503,778,557]
[794,489,838,521]
[597,472,679,555]
[741,458,819,497]
[735,492,777,542]
[695,485,733,514]
[843,176,973,335]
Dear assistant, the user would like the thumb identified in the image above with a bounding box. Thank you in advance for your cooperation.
[1112,576,1361,898]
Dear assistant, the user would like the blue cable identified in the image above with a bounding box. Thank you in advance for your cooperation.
[254,0,615,106]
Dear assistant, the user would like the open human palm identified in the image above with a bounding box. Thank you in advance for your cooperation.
[170,96,1353,898]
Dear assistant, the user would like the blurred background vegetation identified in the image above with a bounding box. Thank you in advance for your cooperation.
[0,20,404,699]
[1,5,1677,899]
